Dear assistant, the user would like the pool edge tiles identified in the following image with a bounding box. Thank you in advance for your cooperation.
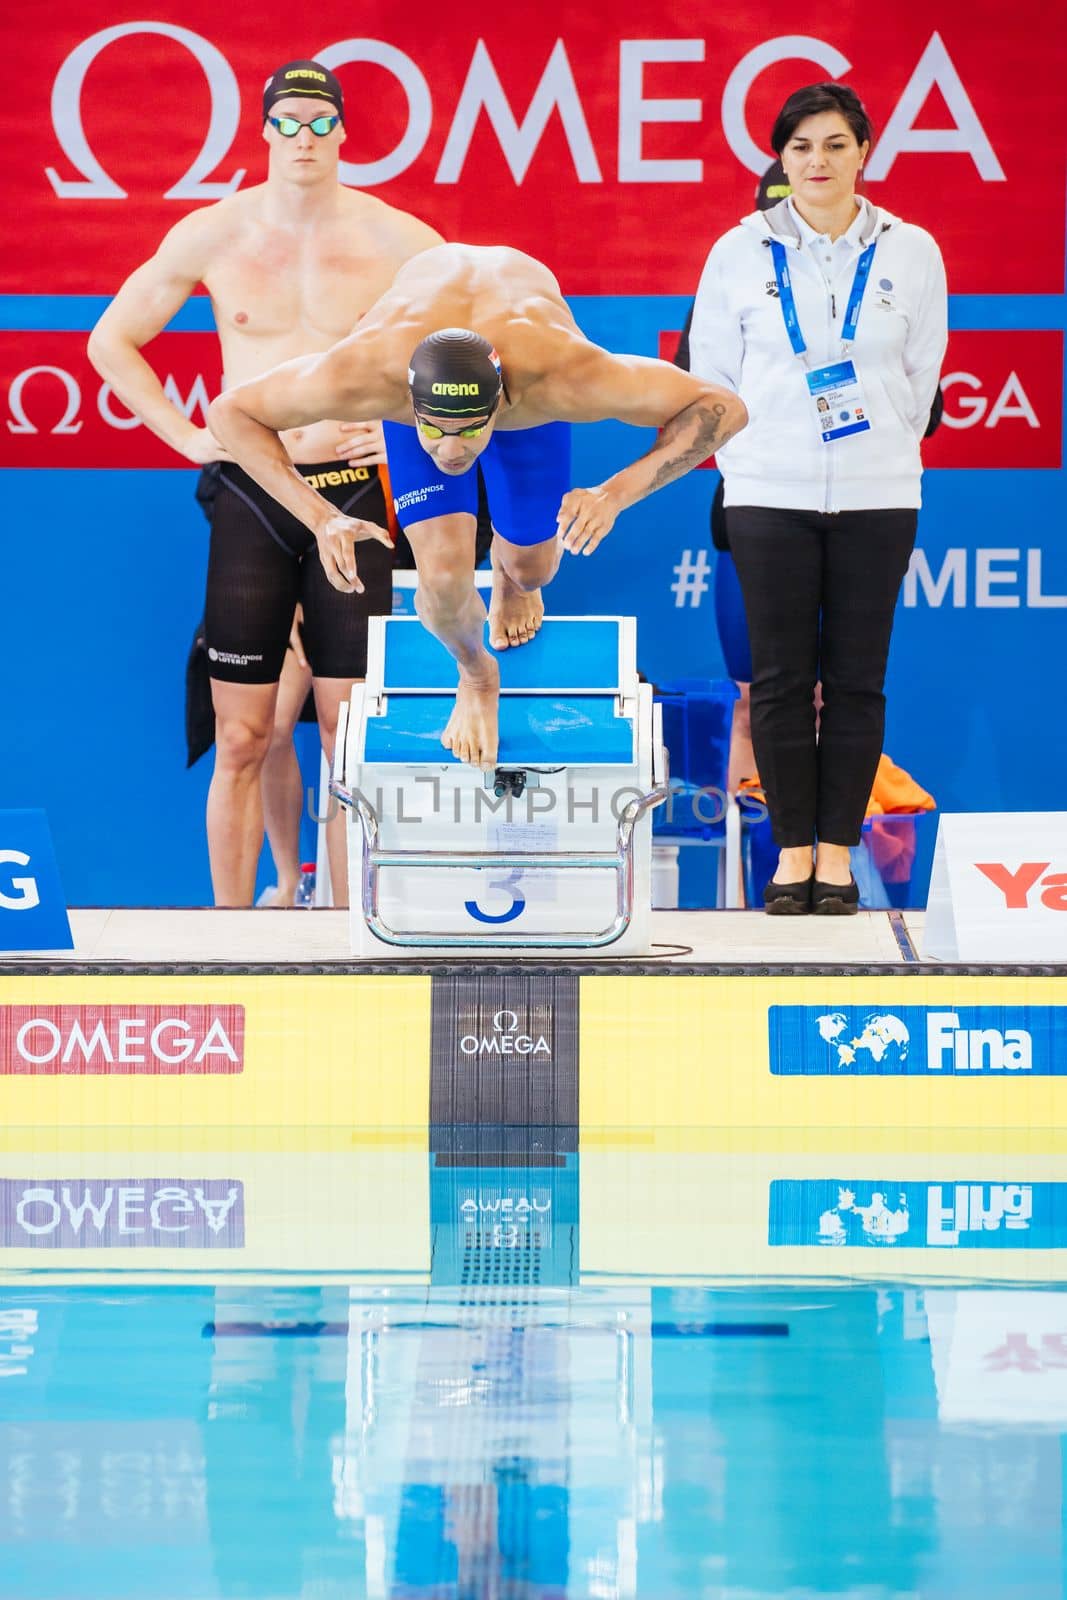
[1,968,1067,1135]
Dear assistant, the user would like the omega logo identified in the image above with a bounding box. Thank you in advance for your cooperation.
[44,26,1005,200]
[458,1008,552,1057]
[46,23,245,200]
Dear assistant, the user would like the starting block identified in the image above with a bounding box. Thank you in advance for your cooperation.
[332,616,667,956]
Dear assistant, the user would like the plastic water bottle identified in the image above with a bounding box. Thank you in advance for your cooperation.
[294,862,316,908]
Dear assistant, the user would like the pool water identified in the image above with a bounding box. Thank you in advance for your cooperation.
[1,1145,1065,1599]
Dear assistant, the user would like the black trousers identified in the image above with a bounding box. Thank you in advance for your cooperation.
[726,505,917,847]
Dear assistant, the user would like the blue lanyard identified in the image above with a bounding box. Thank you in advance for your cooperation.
[770,238,877,359]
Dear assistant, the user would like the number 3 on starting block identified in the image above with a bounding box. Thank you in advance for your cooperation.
[465,877,527,925]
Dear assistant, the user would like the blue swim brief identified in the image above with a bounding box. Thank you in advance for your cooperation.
[382,419,571,548]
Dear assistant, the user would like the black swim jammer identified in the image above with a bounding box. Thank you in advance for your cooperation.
[203,461,394,683]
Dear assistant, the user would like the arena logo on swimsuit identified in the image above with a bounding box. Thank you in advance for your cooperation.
[302,466,371,490]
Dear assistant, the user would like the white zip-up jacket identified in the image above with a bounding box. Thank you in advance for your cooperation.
[689,197,947,512]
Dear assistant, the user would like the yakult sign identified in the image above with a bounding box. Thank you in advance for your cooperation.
[12,2,1064,295]
[0,1006,245,1074]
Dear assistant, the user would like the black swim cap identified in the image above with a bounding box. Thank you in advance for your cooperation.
[408,329,503,419]
[757,158,791,211]
[263,60,344,122]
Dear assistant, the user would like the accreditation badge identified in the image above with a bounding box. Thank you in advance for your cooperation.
[806,359,872,444]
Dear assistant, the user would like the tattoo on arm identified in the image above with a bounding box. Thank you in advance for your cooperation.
[644,400,733,495]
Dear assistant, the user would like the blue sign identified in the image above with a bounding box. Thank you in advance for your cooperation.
[0,810,73,951]
[769,1179,1067,1249]
[769,1004,1067,1075]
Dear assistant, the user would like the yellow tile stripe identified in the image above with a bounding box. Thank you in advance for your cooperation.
[0,1148,429,1277]
[0,1145,1059,1287]
[3,971,1065,1137]
[580,1149,1067,1283]
[579,974,1067,1130]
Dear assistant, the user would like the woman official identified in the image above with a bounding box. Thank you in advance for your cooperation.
[689,83,947,913]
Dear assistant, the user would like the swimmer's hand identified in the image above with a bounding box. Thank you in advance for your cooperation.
[557,485,620,556]
[182,426,233,465]
[316,512,393,594]
[334,420,388,468]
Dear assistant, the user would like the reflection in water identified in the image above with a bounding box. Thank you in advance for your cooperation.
[0,1147,1065,1598]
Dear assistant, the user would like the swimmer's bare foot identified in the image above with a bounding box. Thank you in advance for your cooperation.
[441,655,500,769]
[489,551,544,650]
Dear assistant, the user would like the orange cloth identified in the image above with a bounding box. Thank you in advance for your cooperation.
[736,756,935,884]
[865,754,936,882]
[735,755,934,818]
[865,753,936,818]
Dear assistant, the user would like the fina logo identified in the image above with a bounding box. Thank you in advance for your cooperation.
[458,1008,551,1058]
[816,1010,1033,1071]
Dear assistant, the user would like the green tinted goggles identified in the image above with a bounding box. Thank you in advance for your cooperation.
[268,114,340,137]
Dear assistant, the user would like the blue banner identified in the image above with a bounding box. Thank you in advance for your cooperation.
[769,1004,1067,1075]
[0,809,72,951]
[769,1178,1067,1249]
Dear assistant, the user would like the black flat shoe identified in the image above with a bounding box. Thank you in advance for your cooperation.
[763,877,813,915]
[811,875,860,915]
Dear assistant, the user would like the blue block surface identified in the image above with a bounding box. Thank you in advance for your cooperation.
[382,619,625,690]
[364,694,634,764]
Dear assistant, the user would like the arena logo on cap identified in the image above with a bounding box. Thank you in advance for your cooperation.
[0,1006,245,1074]
[768,1005,1067,1076]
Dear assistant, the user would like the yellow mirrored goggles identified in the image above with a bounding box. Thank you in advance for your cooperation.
[415,415,493,441]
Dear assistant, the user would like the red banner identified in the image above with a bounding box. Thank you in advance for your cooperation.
[0,332,220,468]
[6,329,1056,472]
[0,1005,244,1073]
[5,2,1064,297]
[923,332,1064,469]
[653,327,1065,472]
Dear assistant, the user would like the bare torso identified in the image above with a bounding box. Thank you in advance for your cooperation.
[202,185,441,460]
[342,246,593,427]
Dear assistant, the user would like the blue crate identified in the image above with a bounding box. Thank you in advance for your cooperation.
[741,810,938,910]
[653,678,739,840]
